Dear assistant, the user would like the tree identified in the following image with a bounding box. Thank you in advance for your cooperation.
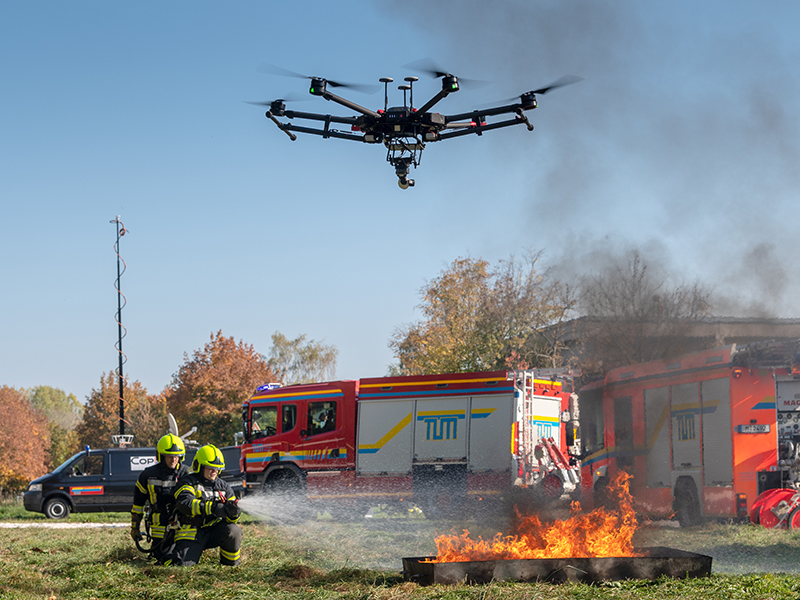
[577,250,712,373]
[75,373,156,449]
[28,386,84,468]
[0,386,50,494]
[126,393,169,448]
[165,331,276,446]
[390,253,576,375]
[267,331,338,385]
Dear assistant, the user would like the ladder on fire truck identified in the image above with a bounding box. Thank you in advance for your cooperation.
[514,369,578,488]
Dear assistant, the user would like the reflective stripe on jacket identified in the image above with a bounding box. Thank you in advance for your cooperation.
[173,473,239,542]
[131,461,188,539]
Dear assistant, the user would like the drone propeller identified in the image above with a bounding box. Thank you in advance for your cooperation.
[485,75,584,106]
[258,63,379,94]
[529,75,584,95]
[244,92,307,107]
[402,58,489,88]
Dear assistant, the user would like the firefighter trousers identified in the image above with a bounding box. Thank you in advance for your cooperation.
[171,521,242,566]
[151,531,177,565]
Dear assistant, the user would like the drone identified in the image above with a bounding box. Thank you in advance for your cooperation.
[252,64,581,189]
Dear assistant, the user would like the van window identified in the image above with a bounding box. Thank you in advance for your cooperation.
[68,454,105,478]
[52,451,84,474]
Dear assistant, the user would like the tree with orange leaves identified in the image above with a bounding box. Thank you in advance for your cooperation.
[75,372,164,449]
[165,331,276,447]
[0,386,50,494]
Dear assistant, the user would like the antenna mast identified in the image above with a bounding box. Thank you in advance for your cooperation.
[110,216,127,437]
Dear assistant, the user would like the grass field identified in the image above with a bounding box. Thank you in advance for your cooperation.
[4,496,800,599]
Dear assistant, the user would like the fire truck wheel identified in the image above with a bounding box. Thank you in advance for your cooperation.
[263,468,304,497]
[593,476,612,510]
[787,506,800,530]
[674,480,701,528]
[421,491,463,520]
[542,473,564,501]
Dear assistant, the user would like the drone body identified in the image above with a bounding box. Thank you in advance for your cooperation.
[256,67,580,189]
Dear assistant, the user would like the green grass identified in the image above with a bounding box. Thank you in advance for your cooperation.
[5,497,800,599]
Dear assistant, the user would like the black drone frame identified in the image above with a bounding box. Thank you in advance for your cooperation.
[263,73,567,189]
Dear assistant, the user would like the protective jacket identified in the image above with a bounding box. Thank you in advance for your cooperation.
[173,473,240,542]
[131,461,189,539]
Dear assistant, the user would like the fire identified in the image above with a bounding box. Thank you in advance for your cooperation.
[431,472,639,562]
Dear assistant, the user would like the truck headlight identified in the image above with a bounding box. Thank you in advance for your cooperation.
[28,483,42,492]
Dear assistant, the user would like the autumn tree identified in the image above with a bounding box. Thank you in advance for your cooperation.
[0,386,50,494]
[390,253,575,375]
[577,250,712,373]
[28,386,84,468]
[267,331,338,385]
[165,331,276,446]
[75,373,163,448]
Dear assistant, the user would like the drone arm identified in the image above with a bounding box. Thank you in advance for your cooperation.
[284,110,359,126]
[416,89,451,117]
[444,103,524,123]
[437,115,532,140]
[266,111,297,141]
[280,122,366,142]
[319,90,380,119]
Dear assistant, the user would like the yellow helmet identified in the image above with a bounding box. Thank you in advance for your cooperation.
[156,434,185,463]
[192,444,225,473]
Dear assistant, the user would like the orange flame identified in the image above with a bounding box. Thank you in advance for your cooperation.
[431,471,639,562]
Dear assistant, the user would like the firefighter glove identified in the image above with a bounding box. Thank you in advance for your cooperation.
[211,502,227,518]
[130,514,143,541]
[225,500,241,520]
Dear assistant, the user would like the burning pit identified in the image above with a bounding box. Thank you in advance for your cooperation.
[403,472,712,584]
[403,547,712,584]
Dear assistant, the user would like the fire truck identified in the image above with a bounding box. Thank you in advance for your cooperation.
[578,341,800,526]
[239,369,580,517]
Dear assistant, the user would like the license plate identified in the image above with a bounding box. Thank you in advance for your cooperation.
[736,424,770,434]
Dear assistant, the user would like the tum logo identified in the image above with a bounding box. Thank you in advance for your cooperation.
[421,415,460,441]
[676,413,696,441]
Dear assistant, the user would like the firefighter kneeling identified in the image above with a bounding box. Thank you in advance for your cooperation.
[168,444,242,566]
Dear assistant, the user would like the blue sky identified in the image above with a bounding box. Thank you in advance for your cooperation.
[2,1,799,403]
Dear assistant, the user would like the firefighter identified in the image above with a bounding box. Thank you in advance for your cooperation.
[130,433,189,564]
[169,444,242,566]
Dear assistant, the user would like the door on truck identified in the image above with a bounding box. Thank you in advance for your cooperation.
[64,452,108,509]
[670,382,703,525]
[613,396,634,473]
[412,396,470,509]
[294,399,347,469]
[106,450,156,510]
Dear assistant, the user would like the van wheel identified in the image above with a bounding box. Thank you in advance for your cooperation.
[44,497,71,519]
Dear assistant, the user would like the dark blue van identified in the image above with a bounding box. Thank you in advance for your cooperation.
[24,446,244,518]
